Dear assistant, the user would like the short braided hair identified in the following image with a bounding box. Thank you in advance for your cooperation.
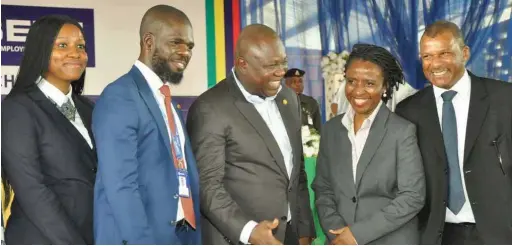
[345,43,405,103]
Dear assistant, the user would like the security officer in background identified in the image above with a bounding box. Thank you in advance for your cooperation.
[284,68,321,132]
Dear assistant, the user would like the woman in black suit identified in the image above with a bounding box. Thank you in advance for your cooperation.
[1,15,96,244]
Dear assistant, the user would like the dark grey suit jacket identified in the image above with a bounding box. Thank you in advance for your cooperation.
[186,73,314,244]
[396,72,512,244]
[313,105,426,245]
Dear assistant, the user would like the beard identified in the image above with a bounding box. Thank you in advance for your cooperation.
[151,51,184,84]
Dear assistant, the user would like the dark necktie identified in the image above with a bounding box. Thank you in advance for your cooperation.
[441,90,465,214]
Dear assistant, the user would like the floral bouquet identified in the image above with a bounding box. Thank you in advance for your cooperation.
[301,125,320,158]
[321,50,350,120]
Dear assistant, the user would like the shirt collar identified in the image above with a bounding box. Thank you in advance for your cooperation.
[232,68,282,104]
[432,69,471,101]
[134,60,170,95]
[342,100,383,131]
[37,77,73,107]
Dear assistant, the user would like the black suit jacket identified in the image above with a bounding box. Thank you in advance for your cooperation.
[186,73,314,244]
[299,94,322,133]
[395,71,512,244]
[1,86,97,244]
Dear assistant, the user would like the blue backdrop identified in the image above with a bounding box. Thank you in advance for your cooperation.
[241,0,511,121]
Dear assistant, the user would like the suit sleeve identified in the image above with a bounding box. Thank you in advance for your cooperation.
[349,123,426,244]
[312,100,322,133]
[1,100,86,244]
[394,100,408,119]
[312,122,347,242]
[296,95,315,238]
[92,85,155,244]
[186,99,252,243]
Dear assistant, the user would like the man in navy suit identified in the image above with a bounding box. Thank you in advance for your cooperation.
[92,5,201,244]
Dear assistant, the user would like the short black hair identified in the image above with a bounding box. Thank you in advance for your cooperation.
[345,43,405,103]
[423,20,465,47]
[9,14,87,95]
[139,4,191,40]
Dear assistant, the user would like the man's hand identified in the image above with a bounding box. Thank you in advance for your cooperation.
[299,237,313,245]
[329,227,357,245]
[248,219,283,245]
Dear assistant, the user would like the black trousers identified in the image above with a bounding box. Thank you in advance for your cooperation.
[176,220,298,245]
[284,221,299,245]
[442,223,483,245]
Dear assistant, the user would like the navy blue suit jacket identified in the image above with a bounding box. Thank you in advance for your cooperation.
[92,66,201,244]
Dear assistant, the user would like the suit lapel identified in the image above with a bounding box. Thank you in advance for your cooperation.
[337,120,357,194]
[229,77,289,179]
[130,66,173,159]
[73,94,97,162]
[464,73,489,164]
[275,91,301,182]
[420,87,447,163]
[28,88,96,168]
[355,105,389,189]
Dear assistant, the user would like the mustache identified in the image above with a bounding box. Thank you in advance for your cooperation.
[171,55,190,66]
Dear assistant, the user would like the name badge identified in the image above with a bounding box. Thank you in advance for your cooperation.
[177,168,190,198]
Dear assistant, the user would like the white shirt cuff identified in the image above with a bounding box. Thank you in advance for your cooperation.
[240,220,258,244]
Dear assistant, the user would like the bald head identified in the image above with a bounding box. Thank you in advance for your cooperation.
[235,24,281,58]
[234,24,287,98]
[139,5,191,40]
[137,4,194,85]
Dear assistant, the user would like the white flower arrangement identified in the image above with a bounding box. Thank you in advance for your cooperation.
[301,125,320,157]
[321,50,350,120]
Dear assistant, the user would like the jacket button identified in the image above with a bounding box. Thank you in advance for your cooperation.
[444,168,448,174]
[443,200,447,206]
[281,216,287,221]
[92,167,97,173]
[352,197,356,203]
[122,240,128,245]
[224,236,232,243]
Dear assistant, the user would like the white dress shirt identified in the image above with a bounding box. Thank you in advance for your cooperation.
[432,70,475,223]
[37,78,93,149]
[232,69,293,244]
[134,60,187,222]
[341,101,383,183]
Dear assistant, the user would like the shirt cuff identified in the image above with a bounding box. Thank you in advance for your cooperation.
[240,220,258,244]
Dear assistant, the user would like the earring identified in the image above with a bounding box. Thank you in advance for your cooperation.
[383,92,387,98]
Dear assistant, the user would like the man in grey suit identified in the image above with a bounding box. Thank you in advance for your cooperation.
[187,24,314,245]
[313,44,426,244]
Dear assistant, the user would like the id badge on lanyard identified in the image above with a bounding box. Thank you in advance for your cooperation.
[173,130,191,198]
